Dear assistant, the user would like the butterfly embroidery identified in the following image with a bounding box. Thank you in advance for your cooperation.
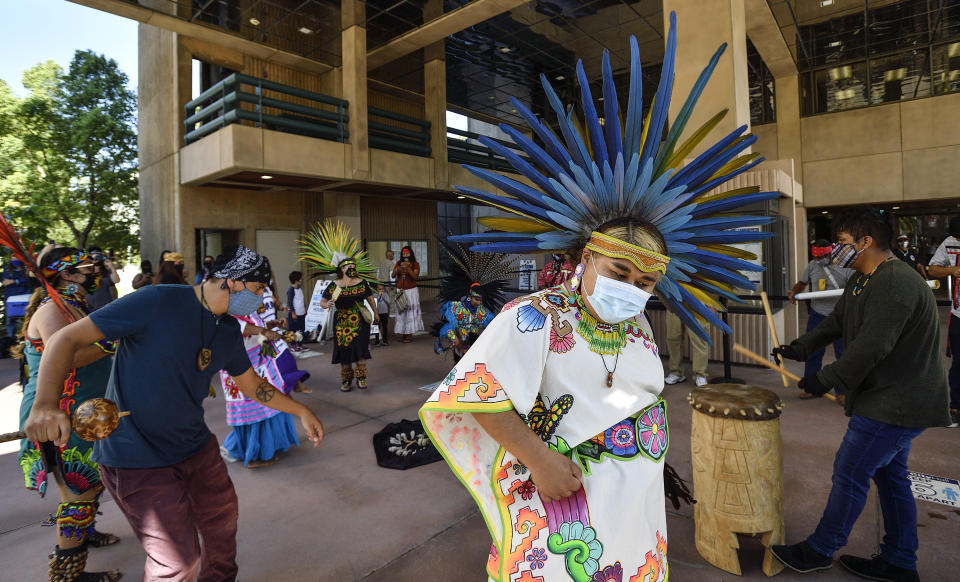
[522,394,574,442]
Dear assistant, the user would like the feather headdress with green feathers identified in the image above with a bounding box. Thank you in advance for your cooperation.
[299,220,378,281]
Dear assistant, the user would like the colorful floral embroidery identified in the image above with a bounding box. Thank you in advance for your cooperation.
[628,531,668,582]
[604,421,639,456]
[571,399,669,474]
[518,480,537,500]
[513,462,528,476]
[526,547,548,569]
[550,327,576,354]
[593,562,624,582]
[637,401,668,461]
[19,445,102,497]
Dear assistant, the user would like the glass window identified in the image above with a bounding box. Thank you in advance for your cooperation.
[932,42,960,95]
[869,50,930,104]
[814,62,869,112]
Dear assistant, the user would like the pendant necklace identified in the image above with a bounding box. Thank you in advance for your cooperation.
[600,351,621,388]
[197,283,220,371]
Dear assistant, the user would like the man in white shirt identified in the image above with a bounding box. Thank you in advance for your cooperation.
[926,217,960,427]
[378,250,396,285]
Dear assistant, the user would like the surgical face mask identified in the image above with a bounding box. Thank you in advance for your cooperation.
[898,240,909,251]
[586,259,653,324]
[831,242,862,269]
[227,287,263,316]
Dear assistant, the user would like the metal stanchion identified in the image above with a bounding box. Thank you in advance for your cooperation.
[710,296,745,384]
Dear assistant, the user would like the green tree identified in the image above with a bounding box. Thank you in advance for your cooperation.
[0,51,138,256]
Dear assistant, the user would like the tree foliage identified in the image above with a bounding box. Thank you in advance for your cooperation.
[0,50,138,257]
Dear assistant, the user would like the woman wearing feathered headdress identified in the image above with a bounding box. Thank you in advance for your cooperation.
[420,12,776,580]
[301,220,381,391]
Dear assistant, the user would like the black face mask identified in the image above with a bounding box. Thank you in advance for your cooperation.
[81,273,101,294]
[346,267,359,278]
[203,261,213,271]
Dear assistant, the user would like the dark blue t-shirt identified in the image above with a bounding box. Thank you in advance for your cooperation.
[90,285,251,468]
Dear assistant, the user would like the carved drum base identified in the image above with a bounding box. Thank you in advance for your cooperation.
[689,384,785,577]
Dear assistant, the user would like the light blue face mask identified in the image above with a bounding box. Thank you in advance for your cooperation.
[587,259,653,324]
[227,287,263,316]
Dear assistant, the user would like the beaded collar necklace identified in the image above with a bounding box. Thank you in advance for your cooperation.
[852,256,895,296]
[574,293,627,388]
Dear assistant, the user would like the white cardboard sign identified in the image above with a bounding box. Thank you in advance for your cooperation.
[908,471,960,508]
[305,280,332,337]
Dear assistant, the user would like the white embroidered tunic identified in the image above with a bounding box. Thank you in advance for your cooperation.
[420,285,670,582]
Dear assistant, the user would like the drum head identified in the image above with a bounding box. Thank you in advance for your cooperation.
[688,383,783,420]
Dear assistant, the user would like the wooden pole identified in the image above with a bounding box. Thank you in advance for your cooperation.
[760,291,789,387]
[733,343,837,401]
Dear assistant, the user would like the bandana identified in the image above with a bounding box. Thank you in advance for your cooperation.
[213,245,271,283]
[811,243,833,258]
[162,252,184,262]
[40,251,95,279]
[584,231,670,274]
[468,283,483,298]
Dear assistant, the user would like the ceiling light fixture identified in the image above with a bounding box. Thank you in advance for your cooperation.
[821,210,829,214]
[820,0,834,6]
[261,175,274,180]
[827,41,841,48]
[892,206,901,210]
[456,195,466,199]
[299,27,313,34]
[555,75,565,81]
[499,46,512,53]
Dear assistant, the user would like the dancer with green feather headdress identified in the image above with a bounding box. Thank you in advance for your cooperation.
[300,220,381,391]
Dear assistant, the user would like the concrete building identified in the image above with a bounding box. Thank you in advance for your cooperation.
[69,0,960,340]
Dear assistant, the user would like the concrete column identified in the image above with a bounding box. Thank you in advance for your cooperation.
[342,0,370,180]
[775,75,802,185]
[322,192,362,240]
[138,0,192,267]
[424,0,448,189]
[663,0,751,156]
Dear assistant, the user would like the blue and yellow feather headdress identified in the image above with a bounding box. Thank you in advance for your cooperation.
[450,12,776,341]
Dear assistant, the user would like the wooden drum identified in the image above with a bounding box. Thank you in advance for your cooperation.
[688,384,785,576]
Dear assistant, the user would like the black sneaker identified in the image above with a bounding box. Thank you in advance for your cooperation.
[770,541,833,573]
[838,555,919,582]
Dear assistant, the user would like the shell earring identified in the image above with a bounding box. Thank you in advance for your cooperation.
[64,283,80,296]
[570,263,585,290]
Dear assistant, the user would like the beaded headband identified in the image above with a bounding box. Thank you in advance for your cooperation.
[40,251,95,279]
[584,231,670,274]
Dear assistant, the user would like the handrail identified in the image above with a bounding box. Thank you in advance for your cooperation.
[367,106,431,158]
[446,127,530,174]
[183,74,349,145]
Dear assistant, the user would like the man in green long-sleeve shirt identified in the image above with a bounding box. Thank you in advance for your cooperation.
[769,207,950,582]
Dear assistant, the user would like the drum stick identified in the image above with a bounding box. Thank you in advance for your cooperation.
[760,291,789,387]
[795,279,939,300]
[733,343,837,402]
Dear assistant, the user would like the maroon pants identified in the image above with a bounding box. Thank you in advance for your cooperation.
[100,436,239,581]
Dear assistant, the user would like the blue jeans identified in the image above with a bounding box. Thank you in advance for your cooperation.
[5,316,22,339]
[807,415,924,570]
[805,308,845,395]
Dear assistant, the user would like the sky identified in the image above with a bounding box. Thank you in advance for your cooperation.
[0,0,138,95]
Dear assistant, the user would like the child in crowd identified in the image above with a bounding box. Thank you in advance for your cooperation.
[286,271,306,351]
[374,284,392,346]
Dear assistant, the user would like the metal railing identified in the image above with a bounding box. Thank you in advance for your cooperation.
[183,73,349,145]
[446,127,529,174]
[368,107,431,157]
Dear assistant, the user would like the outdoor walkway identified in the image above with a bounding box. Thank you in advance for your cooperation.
[0,309,957,581]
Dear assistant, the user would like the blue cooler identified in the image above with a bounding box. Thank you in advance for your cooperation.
[6,293,32,318]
